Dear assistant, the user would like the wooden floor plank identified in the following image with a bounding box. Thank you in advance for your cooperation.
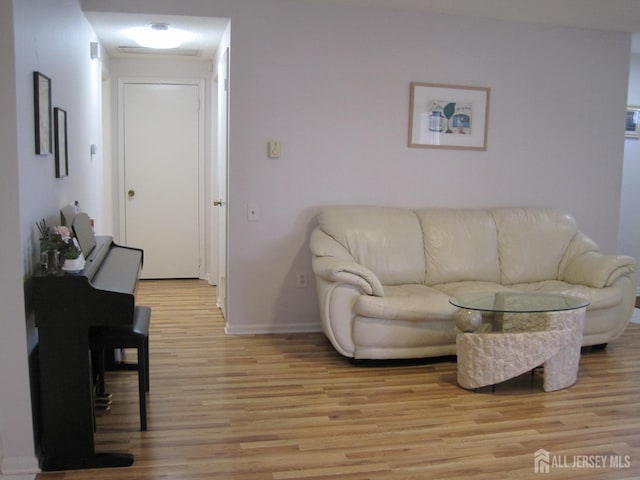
[37,279,640,479]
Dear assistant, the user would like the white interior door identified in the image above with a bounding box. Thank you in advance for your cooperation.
[216,49,229,316]
[122,81,202,279]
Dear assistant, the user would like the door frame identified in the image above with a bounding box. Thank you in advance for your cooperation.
[117,77,206,279]
[215,47,229,316]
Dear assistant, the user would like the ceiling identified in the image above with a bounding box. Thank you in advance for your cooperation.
[84,1,640,60]
[84,12,229,60]
[296,0,640,33]
[301,0,640,52]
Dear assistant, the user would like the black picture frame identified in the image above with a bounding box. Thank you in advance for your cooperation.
[33,71,52,155]
[54,107,68,177]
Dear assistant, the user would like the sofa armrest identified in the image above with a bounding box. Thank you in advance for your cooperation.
[312,256,384,297]
[560,251,636,288]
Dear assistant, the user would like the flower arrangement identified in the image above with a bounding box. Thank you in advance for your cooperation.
[37,219,82,260]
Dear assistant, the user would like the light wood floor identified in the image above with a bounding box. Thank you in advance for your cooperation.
[38,279,640,479]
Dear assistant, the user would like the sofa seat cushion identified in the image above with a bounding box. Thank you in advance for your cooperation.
[355,284,457,321]
[434,280,621,311]
[433,281,515,298]
[513,280,623,310]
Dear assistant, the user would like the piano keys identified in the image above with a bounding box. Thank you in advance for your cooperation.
[32,213,143,471]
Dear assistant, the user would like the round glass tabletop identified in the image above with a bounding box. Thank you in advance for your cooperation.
[449,291,589,313]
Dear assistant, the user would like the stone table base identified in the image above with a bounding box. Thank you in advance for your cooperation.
[456,307,586,392]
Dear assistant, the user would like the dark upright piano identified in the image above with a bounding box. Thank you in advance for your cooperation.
[32,213,143,471]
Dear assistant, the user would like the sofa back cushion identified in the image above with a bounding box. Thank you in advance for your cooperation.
[317,206,425,285]
[417,208,501,285]
[490,208,578,285]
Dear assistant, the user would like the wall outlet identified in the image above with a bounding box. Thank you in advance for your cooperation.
[247,203,259,221]
[295,270,308,288]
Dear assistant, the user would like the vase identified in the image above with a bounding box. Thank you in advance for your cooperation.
[62,254,85,273]
[45,249,60,273]
[39,241,57,272]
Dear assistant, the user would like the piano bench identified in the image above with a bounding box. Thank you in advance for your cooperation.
[90,305,151,431]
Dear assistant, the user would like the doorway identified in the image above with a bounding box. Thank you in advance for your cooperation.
[86,12,230,289]
[118,79,205,279]
[216,47,229,316]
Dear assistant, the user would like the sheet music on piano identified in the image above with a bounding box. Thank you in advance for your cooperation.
[72,212,96,257]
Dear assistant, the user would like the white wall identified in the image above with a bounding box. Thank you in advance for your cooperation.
[1,0,104,474]
[227,2,630,333]
[620,54,640,291]
[15,0,105,248]
[82,0,631,334]
[0,0,39,475]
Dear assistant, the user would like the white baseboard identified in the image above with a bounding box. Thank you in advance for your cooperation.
[225,322,322,335]
[0,456,39,478]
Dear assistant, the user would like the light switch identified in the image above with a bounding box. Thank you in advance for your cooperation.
[268,141,281,158]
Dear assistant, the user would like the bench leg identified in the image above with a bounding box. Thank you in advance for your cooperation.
[137,344,148,431]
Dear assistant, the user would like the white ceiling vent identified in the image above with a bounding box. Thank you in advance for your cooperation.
[117,46,202,57]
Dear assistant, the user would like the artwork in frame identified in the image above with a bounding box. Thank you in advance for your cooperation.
[33,71,52,155]
[54,107,68,178]
[625,106,640,139]
[408,82,490,151]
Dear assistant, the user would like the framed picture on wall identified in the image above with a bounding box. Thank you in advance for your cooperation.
[625,106,640,139]
[54,107,68,177]
[33,72,52,155]
[408,82,490,150]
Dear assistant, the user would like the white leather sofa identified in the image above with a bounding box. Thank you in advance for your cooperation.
[310,206,637,360]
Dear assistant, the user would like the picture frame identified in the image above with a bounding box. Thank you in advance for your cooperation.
[625,106,640,139]
[54,107,68,178]
[33,72,52,155]
[408,82,490,151]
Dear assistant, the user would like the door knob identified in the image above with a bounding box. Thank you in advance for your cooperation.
[213,200,223,207]
[128,189,136,198]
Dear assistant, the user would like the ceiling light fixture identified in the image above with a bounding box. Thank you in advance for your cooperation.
[127,23,193,49]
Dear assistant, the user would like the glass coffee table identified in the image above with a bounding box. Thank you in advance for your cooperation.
[449,291,589,392]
